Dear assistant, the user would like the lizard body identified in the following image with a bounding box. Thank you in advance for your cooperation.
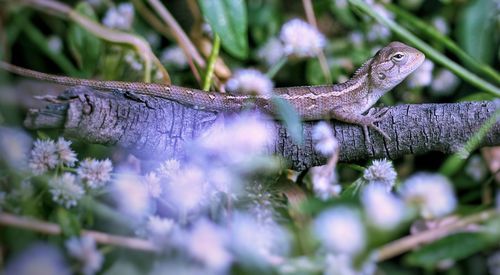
[0,41,424,141]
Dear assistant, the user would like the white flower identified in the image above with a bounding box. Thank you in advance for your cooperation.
[166,166,207,212]
[124,51,143,71]
[55,138,77,167]
[246,183,275,225]
[324,253,376,275]
[144,172,162,198]
[113,172,151,218]
[102,2,134,30]
[77,158,113,189]
[465,155,487,182]
[312,122,339,156]
[145,216,175,243]
[399,173,457,219]
[161,46,188,69]
[407,60,434,88]
[361,184,405,229]
[280,18,326,58]
[348,31,364,47]
[199,113,274,165]
[47,35,63,53]
[311,165,341,200]
[49,173,85,208]
[430,69,460,96]
[363,159,397,191]
[186,219,232,271]
[29,139,58,175]
[366,24,391,42]
[65,236,103,275]
[0,127,32,171]
[156,159,181,179]
[5,244,70,275]
[313,207,365,255]
[257,37,285,66]
[226,69,274,96]
[432,17,449,35]
[229,212,290,266]
[207,166,241,195]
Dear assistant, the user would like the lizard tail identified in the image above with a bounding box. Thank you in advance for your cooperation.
[0,61,249,112]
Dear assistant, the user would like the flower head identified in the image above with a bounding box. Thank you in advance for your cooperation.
[229,212,290,266]
[186,219,232,271]
[407,59,434,88]
[399,173,457,219]
[145,216,175,243]
[226,69,274,96]
[5,243,70,275]
[312,122,339,156]
[0,127,32,171]
[363,159,397,191]
[430,69,460,96]
[280,18,326,58]
[165,166,207,212]
[77,158,113,189]
[29,139,58,175]
[257,37,285,66]
[361,184,405,229]
[144,172,163,198]
[311,165,341,200]
[198,113,274,165]
[49,173,85,208]
[55,137,77,167]
[102,2,134,30]
[47,35,63,53]
[161,46,188,69]
[124,51,143,71]
[313,207,365,255]
[113,172,151,219]
[65,236,103,275]
[156,159,181,179]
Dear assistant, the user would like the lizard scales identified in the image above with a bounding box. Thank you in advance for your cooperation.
[0,41,425,140]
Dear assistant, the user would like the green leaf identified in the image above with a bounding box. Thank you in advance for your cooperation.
[405,232,496,269]
[198,0,249,59]
[67,2,103,77]
[456,0,496,65]
[56,208,81,237]
[271,96,303,145]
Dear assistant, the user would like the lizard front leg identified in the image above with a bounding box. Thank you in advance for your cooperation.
[330,107,391,144]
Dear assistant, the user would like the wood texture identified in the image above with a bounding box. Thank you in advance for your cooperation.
[24,86,500,170]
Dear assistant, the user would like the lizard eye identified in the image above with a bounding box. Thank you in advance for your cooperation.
[391,53,405,62]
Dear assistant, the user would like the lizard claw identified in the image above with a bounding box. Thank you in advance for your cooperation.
[361,107,392,142]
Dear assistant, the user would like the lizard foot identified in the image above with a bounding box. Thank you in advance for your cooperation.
[361,108,391,142]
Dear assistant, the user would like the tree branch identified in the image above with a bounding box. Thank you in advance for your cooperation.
[23,86,500,170]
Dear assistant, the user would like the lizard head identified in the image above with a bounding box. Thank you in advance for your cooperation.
[370,41,425,91]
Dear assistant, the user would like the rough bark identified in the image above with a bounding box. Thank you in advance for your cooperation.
[23,86,500,170]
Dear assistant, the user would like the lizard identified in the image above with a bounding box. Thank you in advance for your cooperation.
[0,41,425,143]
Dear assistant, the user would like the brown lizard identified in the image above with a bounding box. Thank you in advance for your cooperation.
[0,41,424,142]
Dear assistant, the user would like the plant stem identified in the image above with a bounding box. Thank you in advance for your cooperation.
[376,209,498,261]
[266,56,287,79]
[202,34,220,91]
[348,0,500,97]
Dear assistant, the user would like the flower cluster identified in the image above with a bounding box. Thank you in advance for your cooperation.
[27,138,113,208]
[226,69,274,96]
[280,18,326,58]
